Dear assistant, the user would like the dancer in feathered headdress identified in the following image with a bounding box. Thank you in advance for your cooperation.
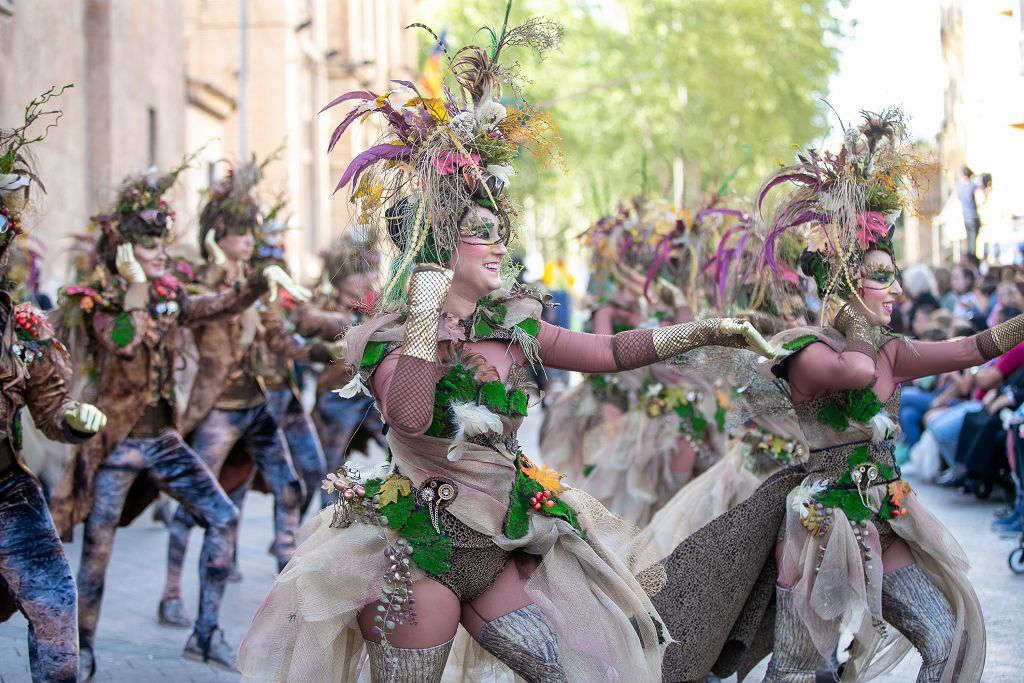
[0,86,110,682]
[236,4,780,681]
[653,109,996,683]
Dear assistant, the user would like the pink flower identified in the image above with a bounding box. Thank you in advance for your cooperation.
[855,212,889,250]
[432,151,481,175]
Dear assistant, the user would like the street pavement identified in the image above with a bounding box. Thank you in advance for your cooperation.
[2,413,1022,681]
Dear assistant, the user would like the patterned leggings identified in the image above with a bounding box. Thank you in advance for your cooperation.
[265,388,327,518]
[164,404,301,601]
[77,431,238,647]
[0,469,78,682]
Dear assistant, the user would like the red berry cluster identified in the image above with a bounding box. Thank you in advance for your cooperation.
[13,306,49,339]
[152,275,180,301]
[529,490,556,511]
[0,206,23,236]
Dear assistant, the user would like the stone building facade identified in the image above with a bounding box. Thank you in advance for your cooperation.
[0,0,417,294]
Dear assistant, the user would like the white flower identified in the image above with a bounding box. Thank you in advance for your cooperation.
[474,99,507,129]
[486,164,516,185]
[334,373,370,399]
[385,85,417,110]
[791,479,827,518]
[0,174,30,194]
[645,383,664,398]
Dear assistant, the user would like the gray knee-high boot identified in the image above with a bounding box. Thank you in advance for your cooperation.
[365,637,453,683]
[477,604,568,683]
[763,588,825,683]
[881,564,957,683]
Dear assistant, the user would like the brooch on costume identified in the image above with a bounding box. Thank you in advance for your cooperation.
[416,477,458,533]
[150,275,181,317]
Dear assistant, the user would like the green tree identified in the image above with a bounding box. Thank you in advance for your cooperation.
[414,0,843,255]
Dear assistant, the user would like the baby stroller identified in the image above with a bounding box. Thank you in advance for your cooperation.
[1005,413,1024,574]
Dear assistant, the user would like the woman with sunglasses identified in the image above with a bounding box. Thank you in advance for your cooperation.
[236,8,777,681]
[653,111,995,683]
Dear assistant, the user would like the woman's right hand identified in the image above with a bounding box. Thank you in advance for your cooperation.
[407,264,454,316]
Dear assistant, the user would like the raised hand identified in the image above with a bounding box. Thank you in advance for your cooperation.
[263,264,312,303]
[65,402,108,434]
[407,264,454,316]
[115,243,147,284]
[204,229,228,267]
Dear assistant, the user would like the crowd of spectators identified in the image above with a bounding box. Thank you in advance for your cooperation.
[890,254,1024,536]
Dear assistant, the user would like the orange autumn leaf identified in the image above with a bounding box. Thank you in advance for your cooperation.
[521,460,566,493]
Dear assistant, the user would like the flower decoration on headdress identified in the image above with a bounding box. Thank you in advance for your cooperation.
[92,153,197,273]
[758,108,919,302]
[252,198,289,268]
[324,1,563,310]
[199,152,279,259]
[0,85,72,251]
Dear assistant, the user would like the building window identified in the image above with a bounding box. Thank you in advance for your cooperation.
[147,107,158,166]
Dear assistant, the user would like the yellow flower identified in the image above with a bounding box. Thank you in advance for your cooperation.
[521,460,566,494]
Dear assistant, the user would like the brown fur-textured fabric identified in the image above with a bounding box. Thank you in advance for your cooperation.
[49,272,268,541]
[182,280,325,436]
[1,293,91,623]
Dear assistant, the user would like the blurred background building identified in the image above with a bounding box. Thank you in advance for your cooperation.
[0,0,417,295]
[937,0,1024,264]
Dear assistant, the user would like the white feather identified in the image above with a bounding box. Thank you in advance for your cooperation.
[868,413,897,443]
[792,478,828,518]
[446,402,503,462]
[334,373,370,399]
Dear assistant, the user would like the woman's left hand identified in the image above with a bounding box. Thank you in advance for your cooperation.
[721,319,778,359]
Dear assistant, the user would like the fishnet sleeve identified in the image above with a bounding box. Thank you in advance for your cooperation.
[976,313,1024,360]
[383,354,439,436]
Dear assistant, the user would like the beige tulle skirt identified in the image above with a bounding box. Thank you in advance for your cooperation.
[639,443,767,561]
[236,488,667,682]
[778,481,985,682]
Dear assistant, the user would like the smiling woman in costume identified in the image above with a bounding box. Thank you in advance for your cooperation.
[653,110,993,683]
[236,5,777,682]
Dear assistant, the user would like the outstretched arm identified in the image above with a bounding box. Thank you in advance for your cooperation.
[25,345,101,444]
[180,269,269,326]
[536,317,771,373]
[887,314,1024,384]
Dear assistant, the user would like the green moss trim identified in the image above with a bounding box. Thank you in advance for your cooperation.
[478,381,510,413]
[508,389,529,416]
[473,317,493,339]
[515,317,539,337]
[360,341,387,368]
[111,311,135,348]
[782,334,819,352]
[505,460,585,540]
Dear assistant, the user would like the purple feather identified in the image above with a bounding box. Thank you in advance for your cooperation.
[334,144,412,194]
[327,107,366,153]
[320,90,377,114]
[391,80,423,99]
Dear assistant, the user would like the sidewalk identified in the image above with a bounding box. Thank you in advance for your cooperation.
[2,421,1022,680]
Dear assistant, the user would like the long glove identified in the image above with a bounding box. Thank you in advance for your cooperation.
[832,303,877,359]
[611,317,777,370]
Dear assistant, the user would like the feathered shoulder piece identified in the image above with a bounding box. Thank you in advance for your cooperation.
[758,108,922,301]
[323,1,562,310]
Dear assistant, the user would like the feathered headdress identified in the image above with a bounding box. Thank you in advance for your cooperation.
[93,153,196,272]
[199,152,279,259]
[758,108,919,304]
[324,0,562,310]
[0,85,72,252]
